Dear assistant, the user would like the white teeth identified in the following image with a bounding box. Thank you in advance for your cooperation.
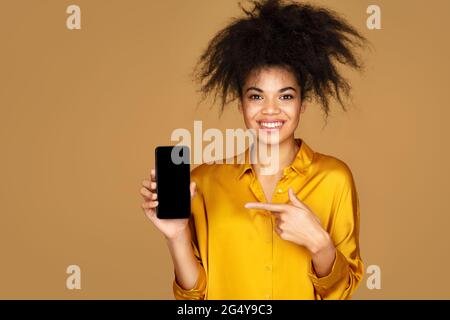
[259,121,284,129]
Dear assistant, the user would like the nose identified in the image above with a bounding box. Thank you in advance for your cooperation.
[261,98,281,115]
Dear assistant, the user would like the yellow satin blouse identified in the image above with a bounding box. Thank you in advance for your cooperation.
[173,138,363,300]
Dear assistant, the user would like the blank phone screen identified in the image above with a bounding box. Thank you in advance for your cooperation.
[155,146,191,219]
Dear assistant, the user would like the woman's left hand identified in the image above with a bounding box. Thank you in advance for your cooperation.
[245,188,333,256]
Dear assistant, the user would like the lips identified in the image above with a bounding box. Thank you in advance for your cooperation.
[256,120,286,130]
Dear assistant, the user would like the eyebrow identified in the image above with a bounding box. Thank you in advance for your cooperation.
[245,86,297,93]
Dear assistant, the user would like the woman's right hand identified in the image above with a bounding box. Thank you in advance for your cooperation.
[140,169,197,241]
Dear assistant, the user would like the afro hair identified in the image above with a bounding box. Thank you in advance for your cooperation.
[193,0,368,117]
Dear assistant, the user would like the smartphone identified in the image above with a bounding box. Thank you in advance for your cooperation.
[155,145,191,219]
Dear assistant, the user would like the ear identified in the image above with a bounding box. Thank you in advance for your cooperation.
[300,102,307,114]
[238,101,243,114]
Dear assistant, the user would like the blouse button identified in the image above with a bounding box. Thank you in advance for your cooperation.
[277,188,283,193]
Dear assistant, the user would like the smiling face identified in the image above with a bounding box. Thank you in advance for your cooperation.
[239,65,305,146]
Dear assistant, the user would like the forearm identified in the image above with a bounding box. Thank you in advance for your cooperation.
[166,228,202,290]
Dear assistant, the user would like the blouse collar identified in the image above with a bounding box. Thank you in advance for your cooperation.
[236,138,315,180]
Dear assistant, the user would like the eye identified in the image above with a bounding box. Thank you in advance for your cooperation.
[280,94,294,100]
[249,94,263,100]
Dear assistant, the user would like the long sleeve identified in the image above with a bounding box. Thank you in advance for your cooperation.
[308,168,364,299]
[172,168,209,300]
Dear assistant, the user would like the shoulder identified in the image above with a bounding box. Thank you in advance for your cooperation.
[190,161,238,188]
[312,151,356,189]
[190,163,213,183]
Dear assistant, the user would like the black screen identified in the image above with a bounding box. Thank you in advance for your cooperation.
[155,146,191,219]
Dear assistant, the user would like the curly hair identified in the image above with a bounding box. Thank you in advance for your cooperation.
[193,0,368,117]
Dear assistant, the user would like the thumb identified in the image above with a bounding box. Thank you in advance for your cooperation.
[190,181,197,199]
[288,188,303,208]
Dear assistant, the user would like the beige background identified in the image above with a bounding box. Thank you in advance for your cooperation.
[0,0,449,299]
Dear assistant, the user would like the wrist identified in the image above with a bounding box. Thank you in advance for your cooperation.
[309,230,334,258]
[165,226,191,244]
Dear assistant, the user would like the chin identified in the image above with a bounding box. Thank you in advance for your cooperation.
[254,129,287,146]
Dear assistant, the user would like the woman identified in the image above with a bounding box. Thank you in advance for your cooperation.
[140,0,367,300]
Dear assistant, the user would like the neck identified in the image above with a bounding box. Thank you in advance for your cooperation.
[252,136,299,176]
